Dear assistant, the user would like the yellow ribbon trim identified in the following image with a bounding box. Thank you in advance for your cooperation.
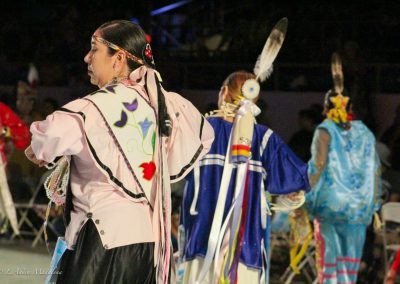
[231,150,251,157]
[288,211,313,274]
[373,212,382,232]
[219,211,242,284]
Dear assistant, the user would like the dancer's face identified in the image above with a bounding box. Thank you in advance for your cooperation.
[16,95,34,115]
[84,30,116,88]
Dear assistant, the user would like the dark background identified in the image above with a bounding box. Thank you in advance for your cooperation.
[0,0,399,91]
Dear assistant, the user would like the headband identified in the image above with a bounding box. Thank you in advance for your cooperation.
[93,35,155,67]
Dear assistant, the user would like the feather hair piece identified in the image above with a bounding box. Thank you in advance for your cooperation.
[254,17,288,82]
[331,52,344,95]
[27,63,39,87]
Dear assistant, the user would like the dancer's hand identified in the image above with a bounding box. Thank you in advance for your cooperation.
[25,145,47,167]
[292,208,304,218]
[385,268,396,284]
[286,191,304,201]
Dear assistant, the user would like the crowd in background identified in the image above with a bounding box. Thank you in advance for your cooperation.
[0,1,399,88]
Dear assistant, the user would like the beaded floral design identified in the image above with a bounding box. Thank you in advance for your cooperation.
[113,96,157,180]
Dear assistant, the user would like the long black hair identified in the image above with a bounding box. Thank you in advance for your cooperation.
[98,20,151,71]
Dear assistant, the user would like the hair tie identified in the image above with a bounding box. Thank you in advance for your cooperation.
[142,43,155,68]
[154,75,171,137]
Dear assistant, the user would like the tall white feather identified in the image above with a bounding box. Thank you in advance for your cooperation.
[27,63,39,86]
[254,17,288,82]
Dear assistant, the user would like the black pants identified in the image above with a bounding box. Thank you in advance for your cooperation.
[56,220,156,284]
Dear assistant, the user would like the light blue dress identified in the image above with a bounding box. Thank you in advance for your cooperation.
[307,120,380,225]
[306,120,381,284]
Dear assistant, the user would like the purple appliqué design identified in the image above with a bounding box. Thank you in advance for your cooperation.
[106,84,117,93]
[123,99,138,112]
[114,110,128,127]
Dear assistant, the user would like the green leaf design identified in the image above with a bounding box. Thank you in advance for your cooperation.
[151,131,156,152]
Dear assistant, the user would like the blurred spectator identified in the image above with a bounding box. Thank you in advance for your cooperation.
[309,103,325,124]
[288,108,320,162]
[256,99,271,127]
[0,2,399,90]
[8,80,45,193]
[341,41,377,133]
[171,192,182,253]
[41,98,59,118]
[381,104,400,145]
[360,141,394,282]
[15,81,43,126]
[386,249,400,284]
[0,101,30,235]
[376,142,400,202]
[381,104,400,171]
[289,75,308,90]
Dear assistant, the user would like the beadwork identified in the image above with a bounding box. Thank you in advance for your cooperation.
[44,156,70,206]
